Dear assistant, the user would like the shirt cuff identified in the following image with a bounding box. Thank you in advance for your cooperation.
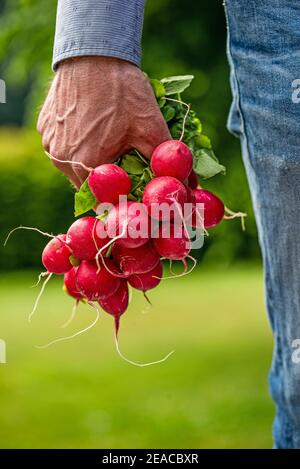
[52,0,146,70]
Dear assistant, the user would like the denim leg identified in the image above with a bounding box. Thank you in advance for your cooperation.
[224,0,300,448]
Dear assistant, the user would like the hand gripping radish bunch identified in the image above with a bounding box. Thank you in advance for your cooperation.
[5,74,246,366]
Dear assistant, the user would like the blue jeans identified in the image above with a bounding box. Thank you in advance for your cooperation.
[224,0,300,448]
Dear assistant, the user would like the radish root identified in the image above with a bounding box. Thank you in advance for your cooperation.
[156,255,197,280]
[36,302,100,349]
[114,334,175,367]
[4,226,55,247]
[31,271,49,288]
[224,206,247,231]
[28,273,53,323]
[143,291,152,305]
[165,97,190,141]
[99,253,127,279]
[194,205,209,237]
[95,223,128,273]
[45,151,93,173]
[61,300,79,329]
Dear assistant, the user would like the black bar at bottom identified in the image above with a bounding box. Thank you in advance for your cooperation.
[0,449,296,466]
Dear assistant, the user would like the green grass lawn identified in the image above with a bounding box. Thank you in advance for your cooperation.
[0,264,274,448]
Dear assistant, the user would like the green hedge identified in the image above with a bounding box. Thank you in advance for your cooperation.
[0,129,75,270]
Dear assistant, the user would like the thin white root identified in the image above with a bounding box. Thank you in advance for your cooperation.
[95,223,128,273]
[185,255,197,275]
[28,273,53,323]
[61,300,78,329]
[195,206,209,237]
[169,259,177,276]
[4,226,55,247]
[36,302,100,349]
[92,218,100,253]
[115,335,174,367]
[172,198,190,241]
[180,103,191,141]
[128,284,133,306]
[224,206,247,231]
[165,97,191,141]
[156,255,197,280]
[45,151,93,173]
[99,253,126,279]
[31,271,49,288]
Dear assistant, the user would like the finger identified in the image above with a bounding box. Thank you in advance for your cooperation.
[37,79,56,134]
[132,114,171,159]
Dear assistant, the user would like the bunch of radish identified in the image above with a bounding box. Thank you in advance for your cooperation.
[29,138,240,364]
[6,74,245,366]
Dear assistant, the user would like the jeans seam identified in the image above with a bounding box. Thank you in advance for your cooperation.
[223,0,252,169]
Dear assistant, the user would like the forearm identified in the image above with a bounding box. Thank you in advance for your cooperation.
[52,0,146,70]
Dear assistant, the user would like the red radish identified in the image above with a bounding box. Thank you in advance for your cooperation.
[187,169,198,189]
[153,223,191,260]
[151,140,193,182]
[76,259,120,301]
[112,241,160,276]
[128,261,163,292]
[182,186,196,225]
[142,176,187,221]
[192,189,224,229]
[88,164,131,204]
[105,201,150,248]
[66,216,108,260]
[64,267,82,300]
[185,185,196,204]
[42,234,73,274]
[98,279,129,336]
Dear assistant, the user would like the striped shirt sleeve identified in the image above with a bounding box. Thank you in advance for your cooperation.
[52,0,146,70]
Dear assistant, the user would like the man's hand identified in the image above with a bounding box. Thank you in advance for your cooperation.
[37,56,171,188]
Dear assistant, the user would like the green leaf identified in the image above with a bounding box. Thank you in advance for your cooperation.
[74,179,96,217]
[158,97,166,108]
[193,149,226,179]
[195,134,212,149]
[192,117,202,133]
[143,169,152,184]
[129,173,142,190]
[120,154,146,175]
[150,79,165,98]
[162,104,176,122]
[161,75,194,95]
